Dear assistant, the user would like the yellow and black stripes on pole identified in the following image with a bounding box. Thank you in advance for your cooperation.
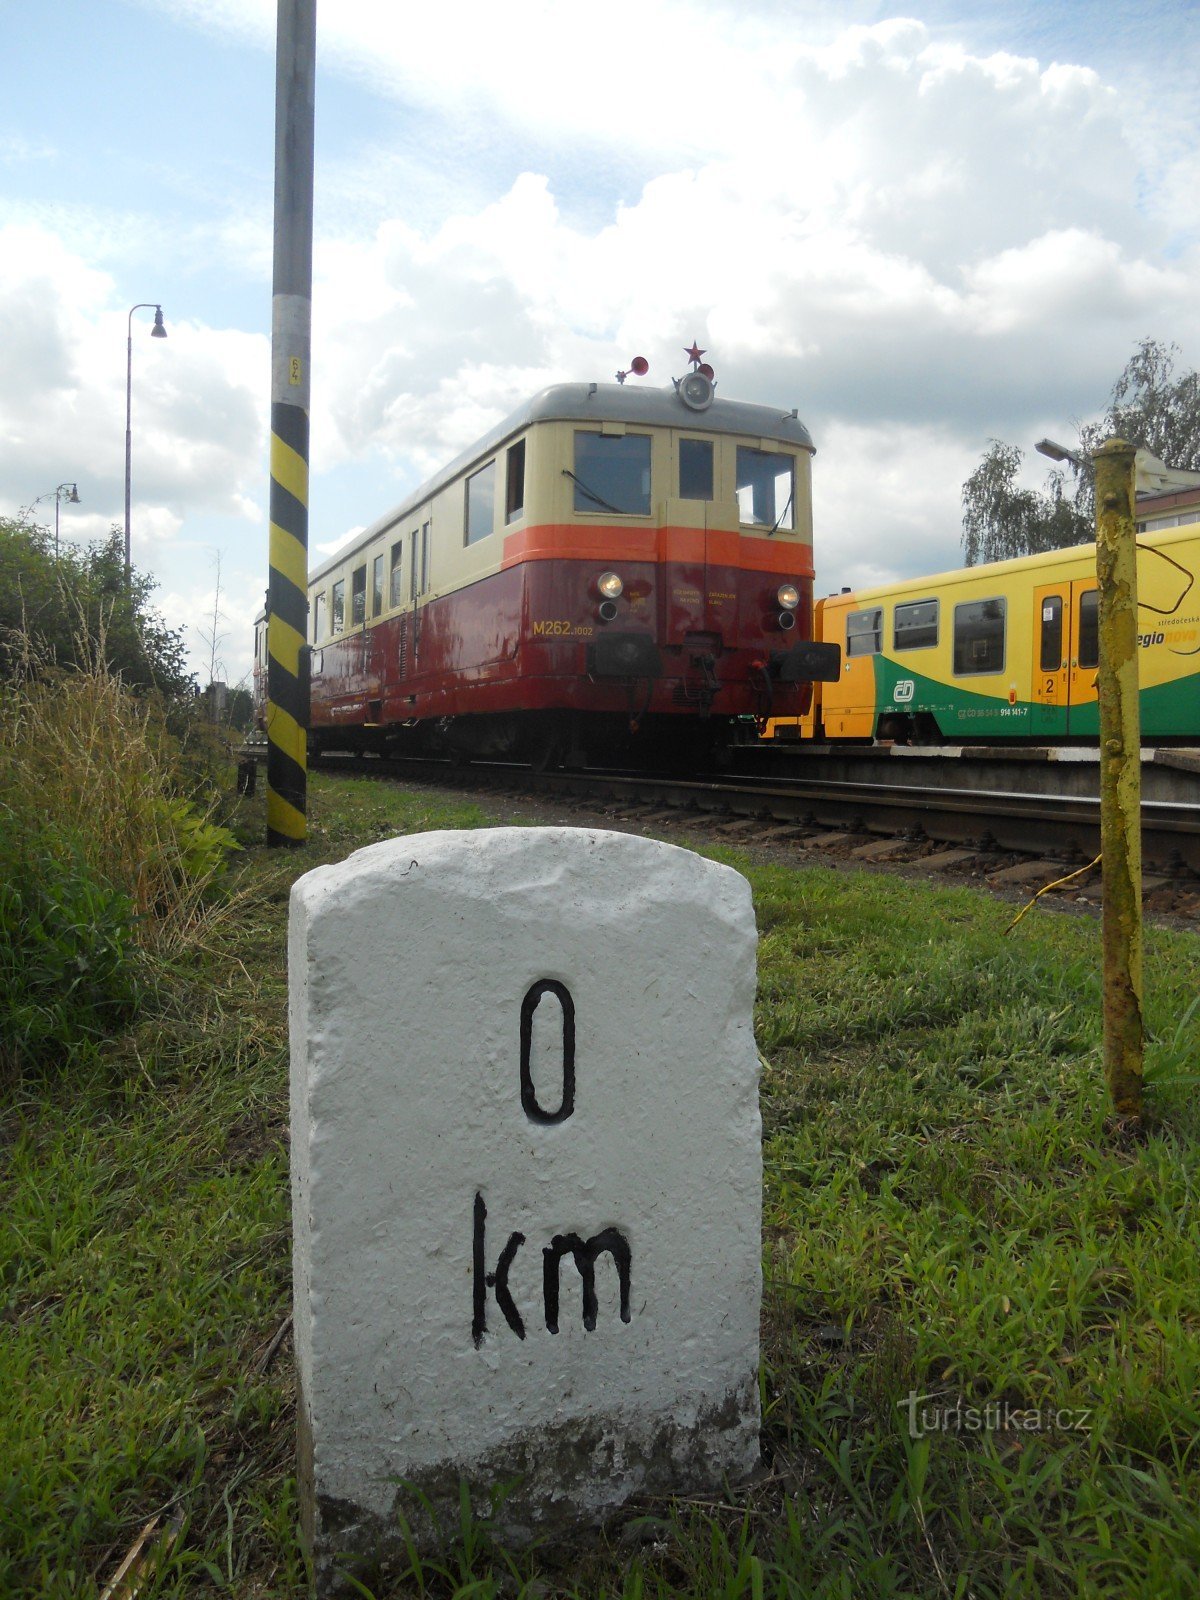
[267,399,309,846]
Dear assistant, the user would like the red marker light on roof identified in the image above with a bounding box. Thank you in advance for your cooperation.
[630,356,649,375]
[697,362,714,380]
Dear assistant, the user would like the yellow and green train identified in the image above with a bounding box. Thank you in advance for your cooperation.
[773,521,1200,744]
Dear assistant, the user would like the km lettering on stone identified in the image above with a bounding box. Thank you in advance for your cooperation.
[472,1193,632,1345]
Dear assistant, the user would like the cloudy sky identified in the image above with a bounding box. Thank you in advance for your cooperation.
[3,0,1197,685]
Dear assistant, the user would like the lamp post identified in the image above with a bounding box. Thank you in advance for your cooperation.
[124,302,167,580]
[30,482,81,560]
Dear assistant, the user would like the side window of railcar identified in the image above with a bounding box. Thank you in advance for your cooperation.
[894,598,938,651]
[372,554,384,617]
[409,533,419,602]
[846,607,882,657]
[953,598,1006,675]
[679,438,713,501]
[506,440,526,523]
[313,591,327,643]
[332,579,345,634]
[421,521,431,593]
[389,540,404,607]
[351,565,367,627]
[736,447,794,531]
[1078,590,1099,669]
[466,463,496,545]
[572,432,651,516]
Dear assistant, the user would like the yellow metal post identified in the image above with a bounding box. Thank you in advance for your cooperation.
[1093,438,1143,1116]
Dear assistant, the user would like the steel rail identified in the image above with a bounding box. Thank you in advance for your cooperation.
[306,750,1200,873]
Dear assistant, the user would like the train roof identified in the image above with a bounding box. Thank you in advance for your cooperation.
[310,382,815,584]
[821,517,1200,607]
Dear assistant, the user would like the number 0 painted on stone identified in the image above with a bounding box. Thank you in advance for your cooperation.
[520,979,575,1123]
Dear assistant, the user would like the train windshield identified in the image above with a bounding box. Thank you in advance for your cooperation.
[736,448,794,531]
[572,432,651,516]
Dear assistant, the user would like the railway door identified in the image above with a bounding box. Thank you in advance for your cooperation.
[1031,584,1070,737]
[1031,582,1100,736]
[1065,581,1100,732]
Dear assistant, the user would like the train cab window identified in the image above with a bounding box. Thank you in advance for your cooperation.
[736,447,794,531]
[389,539,404,607]
[894,598,938,651]
[466,462,496,544]
[1040,595,1064,671]
[332,579,345,634]
[1078,589,1099,669]
[313,591,327,643]
[953,598,1006,675]
[846,607,882,657]
[372,554,384,618]
[679,438,713,500]
[505,440,526,523]
[351,565,367,626]
[572,431,651,516]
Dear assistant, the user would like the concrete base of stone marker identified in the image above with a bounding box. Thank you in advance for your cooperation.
[299,1382,759,1590]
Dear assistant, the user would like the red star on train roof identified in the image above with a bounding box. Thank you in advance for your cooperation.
[684,341,706,366]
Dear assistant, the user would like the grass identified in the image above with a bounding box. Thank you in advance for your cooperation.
[2,770,1199,1596]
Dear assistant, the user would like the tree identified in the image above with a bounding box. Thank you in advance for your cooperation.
[0,515,193,699]
[962,339,1199,565]
[961,441,1089,566]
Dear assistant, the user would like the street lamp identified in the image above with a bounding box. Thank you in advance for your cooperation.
[124,302,167,579]
[30,482,81,560]
[1035,437,1087,472]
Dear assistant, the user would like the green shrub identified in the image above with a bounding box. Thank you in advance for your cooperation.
[0,818,143,1080]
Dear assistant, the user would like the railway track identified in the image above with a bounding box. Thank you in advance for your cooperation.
[302,744,1200,882]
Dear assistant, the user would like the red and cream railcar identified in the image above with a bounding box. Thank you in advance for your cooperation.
[297,376,836,765]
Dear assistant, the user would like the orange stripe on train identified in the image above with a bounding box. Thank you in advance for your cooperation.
[501,522,814,578]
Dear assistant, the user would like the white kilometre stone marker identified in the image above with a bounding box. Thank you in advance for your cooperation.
[290,827,761,1587]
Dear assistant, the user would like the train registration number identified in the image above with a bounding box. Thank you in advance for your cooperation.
[532,620,594,637]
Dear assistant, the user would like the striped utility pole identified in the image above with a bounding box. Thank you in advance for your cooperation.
[267,0,316,847]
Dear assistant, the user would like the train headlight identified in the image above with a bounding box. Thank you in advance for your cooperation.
[678,371,715,411]
[777,583,800,610]
[597,571,624,599]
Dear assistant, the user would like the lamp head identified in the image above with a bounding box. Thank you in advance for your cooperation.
[67,484,80,504]
[151,306,167,338]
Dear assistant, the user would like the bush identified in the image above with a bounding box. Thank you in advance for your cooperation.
[0,819,144,1080]
[0,648,240,1082]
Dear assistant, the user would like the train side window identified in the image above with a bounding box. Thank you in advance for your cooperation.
[351,565,367,626]
[313,591,327,643]
[846,607,882,657]
[736,447,794,530]
[389,539,404,607]
[466,462,496,544]
[409,532,419,602]
[572,431,651,515]
[953,598,1006,675]
[421,521,431,593]
[332,579,345,634]
[372,554,384,618]
[506,440,526,522]
[894,598,938,651]
[679,438,713,500]
[1040,595,1063,670]
[1078,590,1099,669]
